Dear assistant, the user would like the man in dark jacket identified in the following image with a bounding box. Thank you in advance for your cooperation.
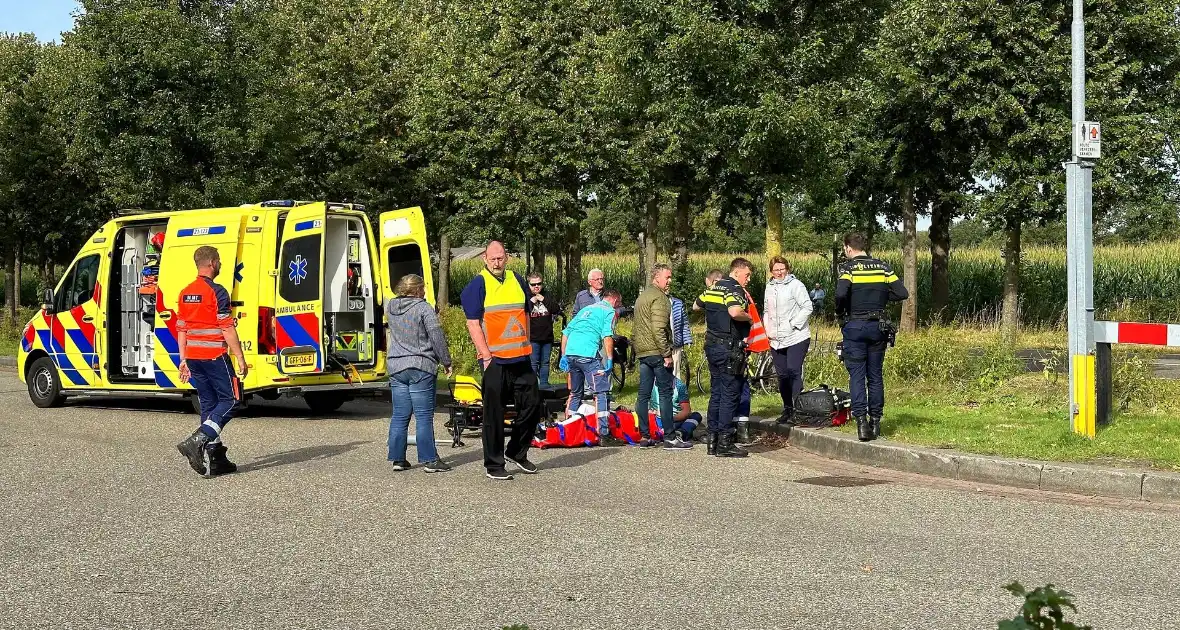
[633,263,691,450]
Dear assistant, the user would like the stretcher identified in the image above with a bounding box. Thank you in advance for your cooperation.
[442,374,569,448]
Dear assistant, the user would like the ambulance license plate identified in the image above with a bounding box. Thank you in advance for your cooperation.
[283,353,316,369]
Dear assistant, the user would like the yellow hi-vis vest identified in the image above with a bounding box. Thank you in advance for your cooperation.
[480,268,531,360]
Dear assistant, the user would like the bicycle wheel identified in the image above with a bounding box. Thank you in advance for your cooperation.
[696,362,708,395]
[759,353,780,396]
[611,361,626,392]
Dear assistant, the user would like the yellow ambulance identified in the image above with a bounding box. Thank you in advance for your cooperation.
[18,200,433,413]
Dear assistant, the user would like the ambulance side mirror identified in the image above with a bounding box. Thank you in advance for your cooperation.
[42,289,55,314]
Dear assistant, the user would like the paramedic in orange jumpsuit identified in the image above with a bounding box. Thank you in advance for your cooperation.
[175,245,249,478]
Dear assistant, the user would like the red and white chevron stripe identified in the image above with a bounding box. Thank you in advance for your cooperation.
[1091,321,1180,347]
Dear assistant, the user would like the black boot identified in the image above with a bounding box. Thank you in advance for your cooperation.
[856,416,872,442]
[869,417,881,441]
[706,433,717,456]
[714,432,749,458]
[176,431,211,476]
[207,444,238,476]
[734,421,752,445]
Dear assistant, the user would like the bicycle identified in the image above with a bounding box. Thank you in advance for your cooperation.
[695,349,778,396]
[550,333,631,392]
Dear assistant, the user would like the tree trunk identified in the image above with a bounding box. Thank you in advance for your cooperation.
[673,191,691,267]
[14,242,22,310]
[765,194,783,258]
[554,234,564,304]
[900,185,918,333]
[642,197,658,281]
[929,198,952,323]
[436,229,451,310]
[830,233,840,292]
[1002,221,1021,345]
[531,238,545,279]
[41,254,54,297]
[566,222,582,304]
[3,244,16,322]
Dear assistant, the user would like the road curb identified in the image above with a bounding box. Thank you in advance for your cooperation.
[750,418,1180,503]
[0,356,14,368]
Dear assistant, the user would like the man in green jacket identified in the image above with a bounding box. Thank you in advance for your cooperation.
[633,263,692,450]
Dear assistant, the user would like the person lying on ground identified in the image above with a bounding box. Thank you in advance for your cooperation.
[649,376,703,443]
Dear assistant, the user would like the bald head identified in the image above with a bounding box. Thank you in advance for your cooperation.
[484,241,507,276]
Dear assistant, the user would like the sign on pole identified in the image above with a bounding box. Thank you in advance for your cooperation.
[1076,121,1101,159]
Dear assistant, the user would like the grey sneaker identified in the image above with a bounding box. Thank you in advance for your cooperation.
[662,433,694,450]
[423,460,452,473]
[176,431,211,476]
[636,438,659,449]
[391,460,412,471]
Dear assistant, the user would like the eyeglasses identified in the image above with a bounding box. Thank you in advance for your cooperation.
[529,283,543,287]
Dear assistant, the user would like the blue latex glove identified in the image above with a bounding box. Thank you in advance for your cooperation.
[558,355,569,372]
[601,358,613,373]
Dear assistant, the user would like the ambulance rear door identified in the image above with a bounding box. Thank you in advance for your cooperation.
[154,214,242,389]
[275,205,327,375]
[378,207,434,306]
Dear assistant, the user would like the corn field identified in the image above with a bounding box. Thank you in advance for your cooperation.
[448,244,1180,327]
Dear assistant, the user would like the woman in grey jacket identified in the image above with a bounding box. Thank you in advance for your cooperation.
[763,256,813,423]
[385,274,453,473]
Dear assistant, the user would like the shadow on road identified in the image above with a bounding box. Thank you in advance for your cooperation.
[542,448,617,469]
[238,441,371,473]
[436,447,485,469]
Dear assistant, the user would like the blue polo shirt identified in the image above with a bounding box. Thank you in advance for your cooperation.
[460,269,531,365]
[562,301,616,359]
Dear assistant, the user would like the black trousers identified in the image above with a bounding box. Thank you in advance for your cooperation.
[771,338,810,414]
[481,359,542,472]
[705,343,745,436]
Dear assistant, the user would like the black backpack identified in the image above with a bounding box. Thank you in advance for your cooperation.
[792,385,852,427]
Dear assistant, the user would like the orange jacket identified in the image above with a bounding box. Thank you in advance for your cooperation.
[177,276,234,360]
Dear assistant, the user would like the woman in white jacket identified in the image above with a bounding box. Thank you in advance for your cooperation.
[763,256,813,423]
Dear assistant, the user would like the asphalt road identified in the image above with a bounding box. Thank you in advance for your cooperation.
[1,370,1178,630]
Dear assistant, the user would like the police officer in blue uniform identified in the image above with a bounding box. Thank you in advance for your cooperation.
[834,233,909,442]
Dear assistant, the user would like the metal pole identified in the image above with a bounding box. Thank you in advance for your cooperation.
[1065,0,1096,437]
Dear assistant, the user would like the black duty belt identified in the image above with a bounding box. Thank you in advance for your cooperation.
[848,311,886,322]
[705,331,738,346]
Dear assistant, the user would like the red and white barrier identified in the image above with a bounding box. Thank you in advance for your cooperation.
[1091,321,1180,347]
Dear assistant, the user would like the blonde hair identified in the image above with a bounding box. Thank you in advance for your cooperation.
[193,246,220,268]
[395,274,425,298]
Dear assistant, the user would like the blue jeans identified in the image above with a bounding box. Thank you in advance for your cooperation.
[531,342,553,387]
[636,356,675,438]
[842,321,887,419]
[567,356,610,434]
[190,355,239,446]
[388,368,439,463]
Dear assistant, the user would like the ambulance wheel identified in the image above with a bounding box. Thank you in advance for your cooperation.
[304,392,347,415]
[28,357,65,408]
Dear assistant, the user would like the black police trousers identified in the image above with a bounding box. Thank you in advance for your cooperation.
[841,320,888,419]
[705,343,746,436]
